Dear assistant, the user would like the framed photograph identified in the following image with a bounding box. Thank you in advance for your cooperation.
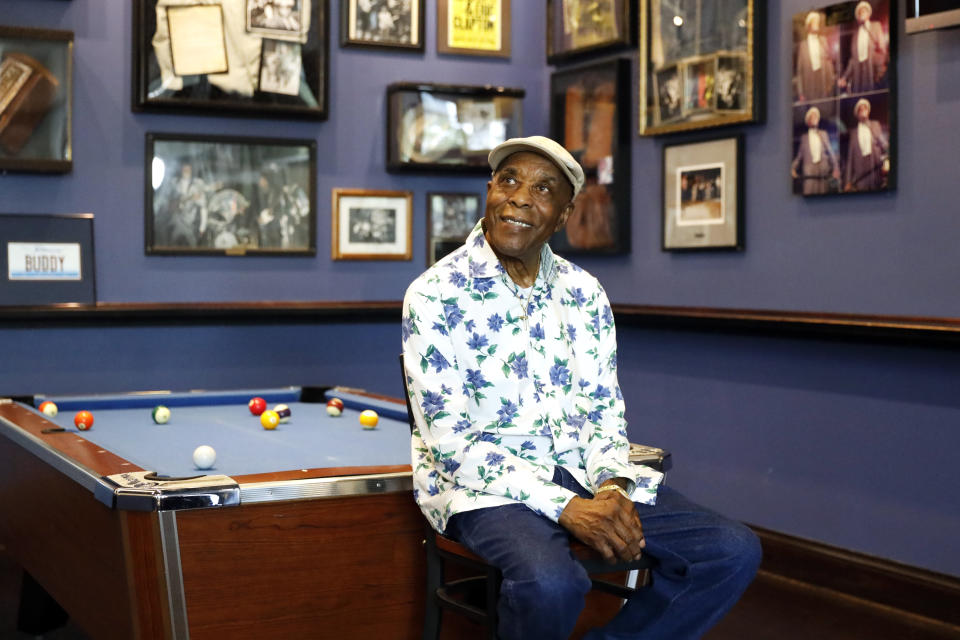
[0,26,73,173]
[437,0,511,57]
[331,189,412,260]
[662,134,743,251]
[145,133,317,256]
[639,0,764,135]
[546,0,634,64]
[426,192,481,266]
[340,0,424,51]
[132,0,329,120]
[790,1,895,196]
[549,58,631,255]
[386,82,524,173]
[0,213,95,307]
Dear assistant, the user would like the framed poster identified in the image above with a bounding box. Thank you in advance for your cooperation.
[662,134,743,251]
[790,1,895,196]
[145,133,317,256]
[426,192,481,266]
[546,0,635,64]
[386,82,524,173]
[549,58,631,254]
[639,0,764,135]
[340,0,424,51]
[0,26,73,173]
[331,188,412,260]
[133,0,329,120]
[0,213,95,307]
[437,0,511,57]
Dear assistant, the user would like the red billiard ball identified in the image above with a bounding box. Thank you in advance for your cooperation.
[248,397,267,416]
[326,397,344,417]
[74,410,94,431]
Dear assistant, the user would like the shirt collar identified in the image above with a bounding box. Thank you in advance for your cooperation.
[464,221,559,287]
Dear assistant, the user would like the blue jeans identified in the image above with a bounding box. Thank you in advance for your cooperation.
[445,467,761,640]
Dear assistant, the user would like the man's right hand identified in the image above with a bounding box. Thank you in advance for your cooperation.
[558,493,645,564]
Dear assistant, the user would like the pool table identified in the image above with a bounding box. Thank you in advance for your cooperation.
[0,387,425,640]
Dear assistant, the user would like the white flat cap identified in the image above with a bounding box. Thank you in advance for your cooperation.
[488,136,585,198]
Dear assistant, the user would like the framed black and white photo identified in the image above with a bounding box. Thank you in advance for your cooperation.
[145,133,317,256]
[340,0,424,51]
[546,0,634,64]
[550,58,631,254]
[332,189,412,260]
[662,134,743,251]
[639,0,764,135]
[790,1,895,196]
[133,0,329,119]
[0,26,73,173]
[426,192,481,266]
[437,0,511,58]
[387,82,524,173]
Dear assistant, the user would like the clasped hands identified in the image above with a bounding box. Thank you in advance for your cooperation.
[558,479,645,565]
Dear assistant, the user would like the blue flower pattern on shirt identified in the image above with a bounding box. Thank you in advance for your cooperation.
[403,223,663,532]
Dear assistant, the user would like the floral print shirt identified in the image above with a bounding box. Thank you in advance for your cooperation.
[402,223,663,533]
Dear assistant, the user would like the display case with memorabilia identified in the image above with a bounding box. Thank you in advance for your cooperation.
[145,133,317,256]
[133,0,328,119]
[386,82,524,173]
[639,0,764,135]
[549,58,631,254]
[0,26,73,173]
[340,0,424,51]
[546,0,634,64]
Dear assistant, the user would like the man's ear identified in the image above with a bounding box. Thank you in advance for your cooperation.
[554,200,575,232]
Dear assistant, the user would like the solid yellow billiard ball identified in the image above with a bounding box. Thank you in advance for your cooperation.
[74,410,94,431]
[39,401,58,417]
[260,409,280,430]
[359,409,379,429]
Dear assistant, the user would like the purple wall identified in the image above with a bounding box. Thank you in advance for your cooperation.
[2,1,959,578]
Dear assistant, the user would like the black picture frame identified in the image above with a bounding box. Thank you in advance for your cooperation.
[661,133,744,252]
[0,213,95,307]
[639,0,765,135]
[0,25,73,173]
[425,191,482,266]
[546,0,635,64]
[790,0,896,196]
[549,58,631,255]
[386,82,524,173]
[145,133,317,256]
[132,0,329,120]
[340,0,424,51]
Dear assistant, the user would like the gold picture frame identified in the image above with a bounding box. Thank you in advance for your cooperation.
[331,189,413,260]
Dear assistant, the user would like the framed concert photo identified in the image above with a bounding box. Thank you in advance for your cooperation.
[386,82,524,173]
[340,0,424,51]
[426,192,481,266]
[662,134,743,252]
[639,0,764,135]
[331,188,412,260]
[0,26,73,173]
[437,0,511,57]
[546,0,634,64]
[549,58,631,255]
[790,0,895,196]
[145,133,317,256]
[133,0,329,120]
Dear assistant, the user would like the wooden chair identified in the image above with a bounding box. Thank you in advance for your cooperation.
[400,355,671,640]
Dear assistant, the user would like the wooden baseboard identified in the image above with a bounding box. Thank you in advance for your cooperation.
[751,525,960,628]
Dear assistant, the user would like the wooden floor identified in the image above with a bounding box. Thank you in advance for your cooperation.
[2,550,958,639]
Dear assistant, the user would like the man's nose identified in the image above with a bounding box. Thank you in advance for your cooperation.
[509,185,532,208]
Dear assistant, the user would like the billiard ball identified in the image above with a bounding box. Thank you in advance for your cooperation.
[326,397,344,417]
[260,409,280,430]
[38,401,58,417]
[192,445,216,470]
[248,397,267,416]
[152,405,171,424]
[273,404,291,423]
[359,409,379,429]
[74,410,94,431]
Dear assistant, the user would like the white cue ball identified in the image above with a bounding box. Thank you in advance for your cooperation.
[192,445,217,470]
